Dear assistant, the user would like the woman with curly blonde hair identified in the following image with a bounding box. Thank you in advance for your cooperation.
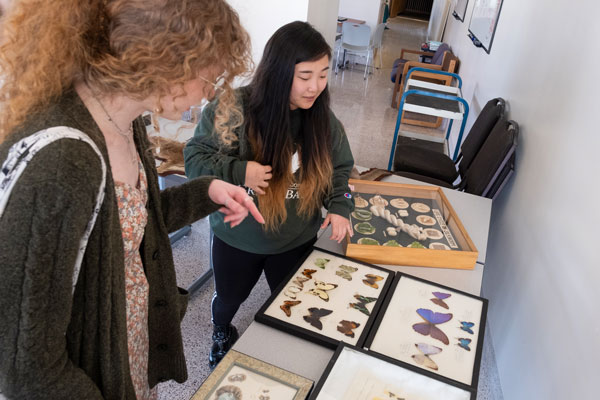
[0,0,262,399]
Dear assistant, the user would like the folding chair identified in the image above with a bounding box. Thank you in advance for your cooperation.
[392,98,506,184]
[393,117,519,199]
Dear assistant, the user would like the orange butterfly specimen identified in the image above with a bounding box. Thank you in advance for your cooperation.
[279,300,301,317]
[302,268,317,279]
[337,320,361,338]
[362,273,384,289]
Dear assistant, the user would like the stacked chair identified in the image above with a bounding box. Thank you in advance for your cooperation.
[391,98,519,199]
[336,22,386,79]
[391,43,459,110]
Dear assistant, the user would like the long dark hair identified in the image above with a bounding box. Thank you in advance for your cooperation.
[247,21,333,230]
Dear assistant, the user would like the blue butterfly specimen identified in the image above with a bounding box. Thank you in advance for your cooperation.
[459,321,475,334]
[430,291,451,309]
[457,338,472,351]
[412,308,452,345]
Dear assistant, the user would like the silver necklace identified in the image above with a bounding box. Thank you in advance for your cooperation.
[89,89,137,165]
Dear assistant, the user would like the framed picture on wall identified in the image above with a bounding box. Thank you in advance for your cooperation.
[468,0,504,53]
[364,272,488,390]
[191,350,313,400]
[452,0,469,22]
[255,247,394,349]
[309,343,474,400]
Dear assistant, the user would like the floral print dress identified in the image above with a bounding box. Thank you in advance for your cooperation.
[115,158,157,400]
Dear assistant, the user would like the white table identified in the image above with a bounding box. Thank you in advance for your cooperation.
[234,176,492,383]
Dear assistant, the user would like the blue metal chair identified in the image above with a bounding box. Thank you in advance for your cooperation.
[388,68,469,170]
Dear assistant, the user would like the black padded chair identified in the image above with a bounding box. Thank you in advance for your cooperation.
[462,119,518,199]
[394,116,519,199]
[393,97,506,185]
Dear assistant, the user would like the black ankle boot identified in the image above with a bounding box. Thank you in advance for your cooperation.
[209,324,239,369]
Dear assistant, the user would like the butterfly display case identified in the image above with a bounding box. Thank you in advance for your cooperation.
[255,247,394,349]
[346,179,478,269]
[191,350,313,400]
[309,343,475,400]
[364,272,488,391]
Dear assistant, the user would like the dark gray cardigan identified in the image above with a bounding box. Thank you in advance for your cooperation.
[0,90,219,399]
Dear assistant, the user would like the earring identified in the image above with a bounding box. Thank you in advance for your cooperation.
[153,105,163,115]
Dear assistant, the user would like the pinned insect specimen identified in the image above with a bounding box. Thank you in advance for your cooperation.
[412,342,442,370]
[349,294,378,316]
[279,300,301,317]
[303,307,333,330]
[337,320,360,338]
[412,308,452,345]
[362,274,384,289]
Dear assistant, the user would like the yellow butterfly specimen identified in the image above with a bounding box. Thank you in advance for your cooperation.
[308,280,338,302]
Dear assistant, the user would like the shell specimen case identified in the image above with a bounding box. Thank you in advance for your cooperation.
[345,180,478,270]
[350,192,457,250]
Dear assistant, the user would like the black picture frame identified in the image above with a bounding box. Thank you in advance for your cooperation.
[467,0,504,53]
[452,0,469,22]
[309,343,475,400]
[364,272,488,391]
[255,246,394,350]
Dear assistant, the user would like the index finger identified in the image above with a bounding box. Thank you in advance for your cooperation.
[245,199,264,224]
[231,190,265,224]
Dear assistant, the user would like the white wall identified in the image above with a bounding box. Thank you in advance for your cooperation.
[228,0,340,79]
[338,0,382,30]
[427,0,451,41]
[228,0,310,70]
[308,0,341,51]
[443,0,599,398]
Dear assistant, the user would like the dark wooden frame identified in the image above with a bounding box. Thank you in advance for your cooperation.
[364,271,488,391]
[254,246,394,350]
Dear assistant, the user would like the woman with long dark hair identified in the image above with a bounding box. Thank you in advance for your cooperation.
[184,21,355,368]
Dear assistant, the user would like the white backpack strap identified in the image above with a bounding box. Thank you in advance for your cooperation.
[0,126,107,294]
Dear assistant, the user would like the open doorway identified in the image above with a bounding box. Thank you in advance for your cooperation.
[391,0,433,21]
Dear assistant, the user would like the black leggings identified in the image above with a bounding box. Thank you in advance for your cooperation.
[210,235,316,326]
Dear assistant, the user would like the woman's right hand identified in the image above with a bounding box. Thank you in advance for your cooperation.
[208,179,265,227]
[245,161,272,195]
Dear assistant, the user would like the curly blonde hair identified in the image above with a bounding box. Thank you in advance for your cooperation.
[0,0,251,142]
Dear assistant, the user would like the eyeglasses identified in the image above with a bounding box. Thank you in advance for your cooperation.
[198,74,226,94]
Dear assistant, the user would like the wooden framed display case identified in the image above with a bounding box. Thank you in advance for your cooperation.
[255,247,394,350]
[346,179,478,269]
[191,350,313,400]
[309,343,475,400]
[364,272,488,391]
